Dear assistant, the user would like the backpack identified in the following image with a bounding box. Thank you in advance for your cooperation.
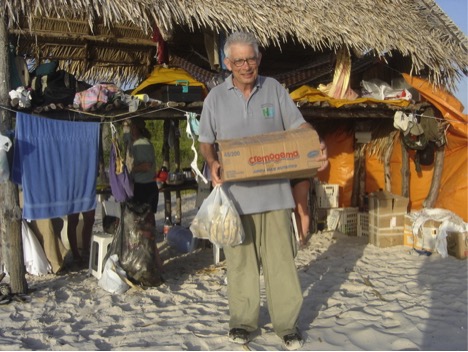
[43,70,77,105]
[31,70,77,106]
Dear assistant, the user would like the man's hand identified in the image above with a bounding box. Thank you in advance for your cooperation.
[210,160,223,186]
[200,142,223,186]
[317,140,329,172]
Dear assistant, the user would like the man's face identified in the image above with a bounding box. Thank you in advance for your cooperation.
[224,43,261,87]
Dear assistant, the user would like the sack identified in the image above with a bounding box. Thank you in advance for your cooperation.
[190,185,245,248]
[105,201,163,287]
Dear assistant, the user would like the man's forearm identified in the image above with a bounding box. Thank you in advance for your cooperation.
[200,142,218,169]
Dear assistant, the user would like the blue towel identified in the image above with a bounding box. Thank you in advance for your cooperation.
[13,112,100,220]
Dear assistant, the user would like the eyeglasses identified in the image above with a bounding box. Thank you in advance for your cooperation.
[229,57,258,67]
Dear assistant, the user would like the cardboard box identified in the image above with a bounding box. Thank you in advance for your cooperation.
[369,226,404,247]
[369,190,409,216]
[369,190,408,228]
[217,128,322,182]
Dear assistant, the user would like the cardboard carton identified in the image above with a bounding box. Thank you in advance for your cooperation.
[367,191,408,247]
[368,190,409,215]
[216,128,322,182]
[369,228,404,248]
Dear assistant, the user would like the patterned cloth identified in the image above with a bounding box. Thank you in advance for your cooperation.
[73,83,120,111]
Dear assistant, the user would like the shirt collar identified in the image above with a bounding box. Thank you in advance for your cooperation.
[226,74,262,90]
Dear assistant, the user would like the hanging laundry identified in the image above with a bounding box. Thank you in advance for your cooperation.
[393,111,418,135]
[152,26,169,65]
[12,112,100,220]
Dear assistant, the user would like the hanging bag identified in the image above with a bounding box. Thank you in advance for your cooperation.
[190,185,245,248]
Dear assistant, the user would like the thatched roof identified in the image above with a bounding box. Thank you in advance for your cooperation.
[4,0,467,90]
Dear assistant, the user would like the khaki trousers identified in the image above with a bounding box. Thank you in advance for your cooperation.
[223,209,303,338]
[29,218,69,273]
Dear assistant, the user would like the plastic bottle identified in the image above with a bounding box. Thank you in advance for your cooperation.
[163,216,172,240]
[174,213,181,226]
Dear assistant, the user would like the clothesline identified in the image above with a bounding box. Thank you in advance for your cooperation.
[0,104,466,125]
[0,104,201,125]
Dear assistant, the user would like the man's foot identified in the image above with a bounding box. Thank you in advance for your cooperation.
[228,328,250,344]
[282,331,304,350]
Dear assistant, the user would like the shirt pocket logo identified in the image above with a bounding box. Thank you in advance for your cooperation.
[261,104,275,119]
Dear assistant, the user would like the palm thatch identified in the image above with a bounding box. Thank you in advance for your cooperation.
[4,0,467,90]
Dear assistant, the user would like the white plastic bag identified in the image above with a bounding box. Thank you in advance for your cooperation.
[21,220,52,275]
[190,185,245,248]
[0,135,12,183]
[98,254,130,294]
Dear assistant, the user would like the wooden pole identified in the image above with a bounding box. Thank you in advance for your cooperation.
[400,135,410,198]
[383,135,395,192]
[351,143,366,208]
[423,145,445,208]
[0,11,28,293]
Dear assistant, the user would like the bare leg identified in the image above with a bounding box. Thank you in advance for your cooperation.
[67,213,81,261]
[292,179,311,244]
[81,209,96,257]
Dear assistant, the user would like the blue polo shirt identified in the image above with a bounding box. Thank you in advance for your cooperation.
[199,75,306,215]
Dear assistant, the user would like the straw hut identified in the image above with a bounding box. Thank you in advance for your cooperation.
[0,0,467,291]
[2,0,467,88]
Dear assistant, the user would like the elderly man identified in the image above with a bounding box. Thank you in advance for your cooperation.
[198,31,328,350]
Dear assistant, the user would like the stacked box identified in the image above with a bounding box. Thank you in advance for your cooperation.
[357,212,369,237]
[368,190,409,247]
[315,182,339,208]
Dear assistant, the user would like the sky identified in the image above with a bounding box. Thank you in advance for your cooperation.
[436,0,468,112]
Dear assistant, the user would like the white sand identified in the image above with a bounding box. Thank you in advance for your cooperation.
[0,192,467,351]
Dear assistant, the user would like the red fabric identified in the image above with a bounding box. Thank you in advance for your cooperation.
[152,26,168,65]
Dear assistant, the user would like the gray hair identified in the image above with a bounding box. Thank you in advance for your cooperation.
[224,31,260,58]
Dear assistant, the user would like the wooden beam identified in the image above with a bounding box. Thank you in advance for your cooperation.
[9,29,157,47]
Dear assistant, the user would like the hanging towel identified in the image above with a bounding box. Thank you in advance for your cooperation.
[13,112,100,220]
